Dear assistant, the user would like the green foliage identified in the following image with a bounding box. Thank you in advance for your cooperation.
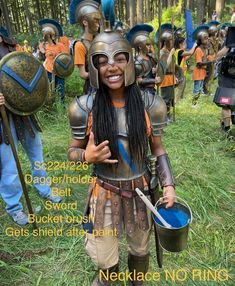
[149,0,184,34]
[65,68,84,98]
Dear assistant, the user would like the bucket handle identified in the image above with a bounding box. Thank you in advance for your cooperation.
[155,195,193,224]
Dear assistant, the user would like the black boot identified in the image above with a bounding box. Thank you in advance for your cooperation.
[128,253,149,286]
[92,264,119,286]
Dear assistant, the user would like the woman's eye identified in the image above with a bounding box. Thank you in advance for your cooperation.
[116,57,126,63]
[99,59,108,66]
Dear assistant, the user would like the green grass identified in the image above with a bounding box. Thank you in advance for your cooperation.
[0,78,234,286]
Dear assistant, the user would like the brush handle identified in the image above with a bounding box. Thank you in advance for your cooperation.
[135,188,172,229]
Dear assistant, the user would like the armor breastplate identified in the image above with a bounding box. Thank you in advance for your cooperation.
[137,56,155,78]
[94,107,147,181]
[208,37,218,54]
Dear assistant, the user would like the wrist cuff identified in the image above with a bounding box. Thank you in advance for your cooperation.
[156,153,175,188]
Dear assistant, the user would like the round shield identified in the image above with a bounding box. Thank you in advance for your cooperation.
[53,53,74,78]
[0,51,48,115]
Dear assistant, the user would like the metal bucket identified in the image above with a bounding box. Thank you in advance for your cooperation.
[152,196,192,252]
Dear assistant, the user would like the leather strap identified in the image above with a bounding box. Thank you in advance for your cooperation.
[96,177,149,199]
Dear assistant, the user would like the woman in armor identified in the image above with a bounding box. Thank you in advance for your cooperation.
[68,30,176,286]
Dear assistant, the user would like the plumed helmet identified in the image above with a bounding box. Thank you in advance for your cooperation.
[192,25,209,41]
[126,24,153,49]
[154,23,177,44]
[38,18,63,37]
[102,0,116,29]
[207,20,220,35]
[88,31,135,88]
[175,27,185,38]
[69,0,102,26]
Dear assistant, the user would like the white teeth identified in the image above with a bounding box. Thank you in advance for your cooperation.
[107,75,120,81]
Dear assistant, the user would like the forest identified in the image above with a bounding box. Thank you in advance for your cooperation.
[0,0,234,37]
[0,1,234,286]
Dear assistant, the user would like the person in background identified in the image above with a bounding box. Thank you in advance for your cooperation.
[0,27,61,226]
[174,37,197,101]
[127,24,163,96]
[212,10,218,21]
[38,18,67,104]
[157,23,176,123]
[192,25,209,106]
[69,0,102,94]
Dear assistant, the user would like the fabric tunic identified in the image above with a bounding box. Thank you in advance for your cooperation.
[192,47,207,81]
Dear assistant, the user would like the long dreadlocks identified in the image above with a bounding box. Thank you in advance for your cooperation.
[92,82,148,164]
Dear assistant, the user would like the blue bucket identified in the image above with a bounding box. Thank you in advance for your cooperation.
[152,197,192,252]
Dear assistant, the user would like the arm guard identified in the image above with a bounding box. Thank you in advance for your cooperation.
[68,147,85,162]
[156,153,175,188]
[68,93,94,140]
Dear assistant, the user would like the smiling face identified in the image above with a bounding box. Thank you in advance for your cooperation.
[97,52,128,91]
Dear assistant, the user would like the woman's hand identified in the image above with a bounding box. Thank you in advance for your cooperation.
[161,186,176,208]
[0,93,5,106]
[84,132,118,164]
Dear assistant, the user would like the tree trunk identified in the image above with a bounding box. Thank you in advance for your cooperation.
[49,0,56,19]
[136,0,143,23]
[197,0,206,24]
[0,0,12,35]
[23,0,34,34]
[145,0,151,22]
[129,0,135,26]
[34,0,42,19]
[125,0,130,26]
[209,0,216,19]
[215,0,225,20]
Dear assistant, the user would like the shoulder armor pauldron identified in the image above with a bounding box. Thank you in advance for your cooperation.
[142,91,167,136]
[68,93,94,139]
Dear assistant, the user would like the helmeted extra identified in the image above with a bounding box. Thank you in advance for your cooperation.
[126,24,165,86]
[156,23,177,75]
[69,31,167,235]
[207,21,220,55]
[38,18,63,38]
[192,25,209,62]
[69,0,102,34]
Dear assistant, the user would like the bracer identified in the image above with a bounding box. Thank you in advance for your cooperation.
[156,153,175,188]
[68,147,85,162]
